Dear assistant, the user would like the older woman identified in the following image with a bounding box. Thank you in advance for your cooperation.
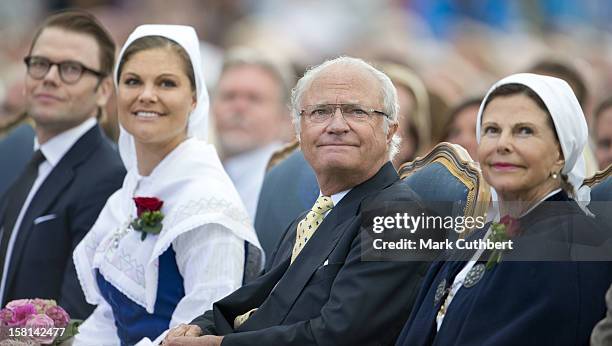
[72,25,262,345]
[395,73,612,345]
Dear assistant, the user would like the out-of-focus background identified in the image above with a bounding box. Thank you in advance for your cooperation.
[2,0,612,149]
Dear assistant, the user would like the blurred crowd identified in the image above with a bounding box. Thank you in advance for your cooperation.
[1,0,612,170]
[1,3,612,344]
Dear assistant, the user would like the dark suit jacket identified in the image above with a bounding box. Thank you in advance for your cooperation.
[0,124,125,319]
[254,150,318,258]
[192,162,430,346]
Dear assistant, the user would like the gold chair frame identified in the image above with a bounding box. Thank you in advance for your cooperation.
[582,164,612,188]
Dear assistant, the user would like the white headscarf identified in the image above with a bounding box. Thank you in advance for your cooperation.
[476,73,591,206]
[74,25,262,314]
[115,24,210,170]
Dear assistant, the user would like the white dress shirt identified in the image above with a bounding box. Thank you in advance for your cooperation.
[325,189,350,216]
[0,118,96,300]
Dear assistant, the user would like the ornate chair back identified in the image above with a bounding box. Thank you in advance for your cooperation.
[583,164,612,226]
[398,142,490,233]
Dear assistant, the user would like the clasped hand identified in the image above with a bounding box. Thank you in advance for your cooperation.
[162,324,223,346]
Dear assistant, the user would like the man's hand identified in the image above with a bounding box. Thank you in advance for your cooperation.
[163,335,223,346]
[163,324,203,342]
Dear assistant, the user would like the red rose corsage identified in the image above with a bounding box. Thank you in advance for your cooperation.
[131,197,164,241]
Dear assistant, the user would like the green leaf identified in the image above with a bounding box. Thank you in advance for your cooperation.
[131,219,142,231]
[132,211,164,241]
[141,222,163,235]
[486,251,501,270]
[54,319,83,344]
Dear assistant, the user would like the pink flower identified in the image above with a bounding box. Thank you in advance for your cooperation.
[31,299,55,314]
[25,314,55,344]
[6,299,32,309]
[0,308,13,326]
[8,304,37,327]
[44,305,70,328]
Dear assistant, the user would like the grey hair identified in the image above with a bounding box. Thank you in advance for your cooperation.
[221,47,294,104]
[290,56,401,160]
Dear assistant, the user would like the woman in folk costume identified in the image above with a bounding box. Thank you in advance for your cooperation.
[73,25,262,345]
[395,73,612,346]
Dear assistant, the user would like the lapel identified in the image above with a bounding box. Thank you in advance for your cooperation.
[5,125,104,292]
[244,162,398,329]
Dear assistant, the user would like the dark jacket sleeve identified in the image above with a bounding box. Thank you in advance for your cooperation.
[191,309,217,335]
[191,259,291,335]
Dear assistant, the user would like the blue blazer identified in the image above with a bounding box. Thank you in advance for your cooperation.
[396,191,612,346]
[0,125,125,319]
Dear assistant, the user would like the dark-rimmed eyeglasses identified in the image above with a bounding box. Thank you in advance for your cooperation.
[24,56,105,84]
[300,103,389,124]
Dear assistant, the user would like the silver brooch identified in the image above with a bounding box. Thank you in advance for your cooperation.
[434,279,447,305]
[463,263,486,288]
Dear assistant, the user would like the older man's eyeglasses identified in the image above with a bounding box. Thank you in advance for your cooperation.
[24,56,105,84]
[300,104,389,124]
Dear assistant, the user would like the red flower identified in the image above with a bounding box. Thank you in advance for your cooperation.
[133,197,163,217]
[499,215,521,237]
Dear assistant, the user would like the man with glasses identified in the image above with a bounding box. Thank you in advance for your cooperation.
[164,57,429,346]
[0,10,124,319]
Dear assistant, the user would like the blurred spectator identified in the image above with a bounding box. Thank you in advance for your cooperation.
[527,57,600,174]
[381,63,431,168]
[426,87,451,144]
[442,96,482,159]
[527,58,588,113]
[593,96,612,169]
[212,48,293,221]
[0,74,29,138]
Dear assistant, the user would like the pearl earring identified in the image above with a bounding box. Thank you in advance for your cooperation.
[551,172,559,179]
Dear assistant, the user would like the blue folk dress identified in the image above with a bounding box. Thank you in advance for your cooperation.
[95,246,185,346]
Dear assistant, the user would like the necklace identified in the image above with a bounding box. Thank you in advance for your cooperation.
[111,218,133,249]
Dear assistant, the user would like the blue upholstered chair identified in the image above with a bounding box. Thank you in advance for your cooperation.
[583,164,612,227]
[0,123,35,198]
[254,142,318,261]
[397,142,490,231]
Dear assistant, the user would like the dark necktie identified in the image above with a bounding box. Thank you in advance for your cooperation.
[0,150,46,280]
